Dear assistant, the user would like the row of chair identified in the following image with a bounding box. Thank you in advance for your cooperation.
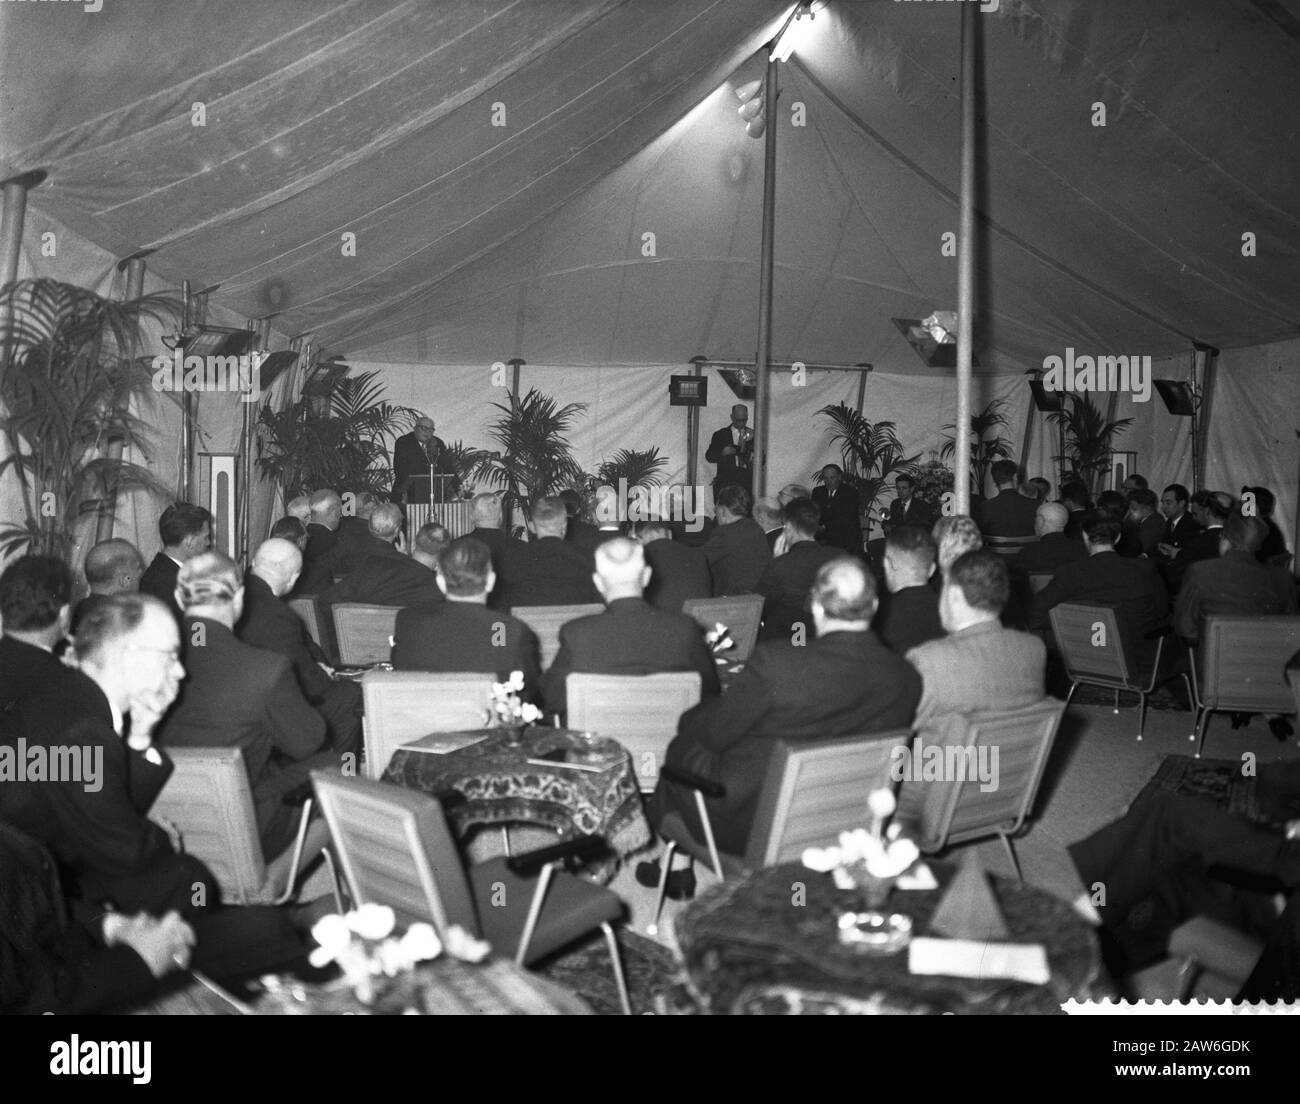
[289,595,766,669]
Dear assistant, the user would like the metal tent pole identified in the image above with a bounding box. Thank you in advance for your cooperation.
[954,2,977,516]
[752,54,779,501]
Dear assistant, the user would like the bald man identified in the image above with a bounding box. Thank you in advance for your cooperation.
[237,538,363,757]
[294,489,343,594]
[286,496,311,524]
[72,539,145,634]
[1011,501,1087,580]
[650,556,921,857]
[540,537,720,719]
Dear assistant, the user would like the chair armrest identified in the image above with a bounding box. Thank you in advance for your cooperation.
[659,763,727,798]
[506,834,609,876]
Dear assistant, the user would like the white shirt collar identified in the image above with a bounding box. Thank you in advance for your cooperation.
[108,700,125,737]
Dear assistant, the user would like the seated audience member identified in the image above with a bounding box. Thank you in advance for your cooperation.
[329,491,384,576]
[812,464,864,553]
[269,514,309,552]
[1241,485,1289,563]
[1174,515,1297,644]
[391,537,541,690]
[1069,793,1300,1000]
[74,539,143,636]
[977,460,1038,539]
[500,495,601,608]
[897,551,1047,824]
[650,557,921,858]
[286,495,311,523]
[159,553,336,861]
[541,537,720,718]
[932,515,983,580]
[0,818,195,1014]
[1027,477,1052,502]
[139,502,213,619]
[1060,481,1093,540]
[1095,489,1129,523]
[1013,502,1086,578]
[1161,490,1230,592]
[702,484,772,596]
[636,520,712,613]
[316,506,443,652]
[589,485,627,546]
[295,489,344,595]
[1120,488,1164,558]
[1029,509,1169,667]
[468,492,527,603]
[561,488,601,554]
[756,498,841,642]
[1122,472,1149,494]
[753,496,786,552]
[881,473,934,535]
[237,537,364,758]
[1157,482,1200,553]
[0,555,79,717]
[0,593,217,918]
[873,524,944,655]
[777,483,811,507]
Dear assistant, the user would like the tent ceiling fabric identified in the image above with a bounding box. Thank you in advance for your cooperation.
[2,0,1297,369]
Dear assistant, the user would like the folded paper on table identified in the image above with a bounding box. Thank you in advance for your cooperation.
[402,732,489,755]
[896,862,938,891]
[907,937,1050,985]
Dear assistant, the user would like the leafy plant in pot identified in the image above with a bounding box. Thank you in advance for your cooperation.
[940,398,1015,500]
[1048,393,1133,497]
[0,278,181,561]
[815,403,919,528]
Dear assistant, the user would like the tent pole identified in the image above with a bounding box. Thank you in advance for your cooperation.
[687,355,705,487]
[1192,341,1218,490]
[753,54,779,501]
[0,170,46,293]
[1019,373,1037,481]
[954,1,977,516]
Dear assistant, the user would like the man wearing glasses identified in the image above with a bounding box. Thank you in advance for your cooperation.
[392,414,458,505]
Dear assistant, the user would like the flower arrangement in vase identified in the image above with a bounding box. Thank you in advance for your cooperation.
[486,670,543,744]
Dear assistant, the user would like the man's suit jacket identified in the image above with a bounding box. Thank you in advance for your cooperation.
[391,431,429,503]
[906,619,1047,727]
[236,574,333,703]
[295,523,340,595]
[391,601,541,694]
[1064,508,1087,541]
[1163,511,1202,550]
[651,629,921,855]
[314,542,442,660]
[1010,531,1087,579]
[642,537,712,613]
[0,674,188,913]
[500,536,600,609]
[704,424,752,492]
[139,553,181,620]
[884,496,934,534]
[702,517,772,596]
[763,527,783,551]
[160,619,327,859]
[468,526,527,606]
[0,636,90,719]
[1162,525,1223,592]
[873,584,945,656]
[1120,513,1165,558]
[755,539,841,641]
[977,488,1038,538]
[812,483,863,553]
[541,597,720,718]
[1174,550,1298,641]
[1030,549,1169,661]
[330,518,390,578]
[566,517,602,555]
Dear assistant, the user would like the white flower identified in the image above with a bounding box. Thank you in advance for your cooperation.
[507,670,526,692]
[867,788,896,820]
[831,867,857,891]
[348,903,396,941]
[308,913,352,966]
[444,925,491,963]
[519,702,542,723]
[801,845,840,872]
[398,923,443,964]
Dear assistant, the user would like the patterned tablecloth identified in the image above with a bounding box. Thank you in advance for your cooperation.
[675,860,1112,1015]
[382,728,652,879]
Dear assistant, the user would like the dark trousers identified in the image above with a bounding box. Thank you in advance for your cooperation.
[313,679,363,762]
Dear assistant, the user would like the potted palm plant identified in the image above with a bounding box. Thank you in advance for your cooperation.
[815,403,920,521]
[1049,393,1134,496]
[940,398,1015,499]
[0,278,180,561]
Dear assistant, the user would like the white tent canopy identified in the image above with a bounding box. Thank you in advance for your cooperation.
[2,0,1298,556]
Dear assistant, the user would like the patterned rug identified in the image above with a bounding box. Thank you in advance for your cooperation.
[1130,753,1266,824]
[536,928,692,1015]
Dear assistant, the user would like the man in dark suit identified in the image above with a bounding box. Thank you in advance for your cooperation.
[704,403,754,496]
[873,524,944,655]
[1060,481,1093,541]
[636,520,712,613]
[1242,485,1289,563]
[541,538,720,719]
[238,537,364,757]
[391,415,457,506]
[880,474,934,535]
[159,553,339,861]
[468,492,528,606]
[977,459,1038,539]
[0,593,218,919]
[1157,483,1200,553]
[0,555,79,719]
[756,498,841,642]
[812,464,863,553]
[1161,490,1230,593]
[753,497,785,552]
[329,491,383,577]
[1030,510,1169,667]
[1174,516,1298,644]
[391,537,541,693]
[560,488,602,553]
[1121,488,1165,558]
[649,556,921,856]
[1012,502,1087,578]
[500,496,601,608]
[702,485,772,596]
[139,502,213,620]
[294,488,344,595]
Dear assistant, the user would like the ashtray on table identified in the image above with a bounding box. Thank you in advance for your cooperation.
[837,910,913,955]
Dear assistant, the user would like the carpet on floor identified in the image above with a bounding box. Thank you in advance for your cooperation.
[1130,753,1268,824]
[536,928,693,1015]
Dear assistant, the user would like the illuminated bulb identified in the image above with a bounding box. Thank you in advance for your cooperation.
[738,97,763,121]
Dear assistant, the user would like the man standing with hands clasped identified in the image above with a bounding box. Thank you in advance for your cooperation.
[705,404,754,497]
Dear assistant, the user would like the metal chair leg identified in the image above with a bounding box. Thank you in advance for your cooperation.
[1063,682,1079,709]
[1137,691,1148,742]
[1113,687,1121,715]
[1194,708,1213,758]
[1000,832,1022,882]
[601,922,633,1015]
[501,825,511,857]
[321,846,346,914]
[648,840,677,935]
